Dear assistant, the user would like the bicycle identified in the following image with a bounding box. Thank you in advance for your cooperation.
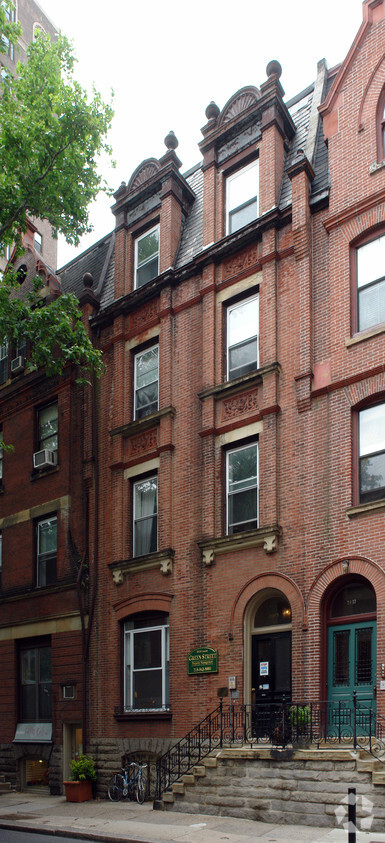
[108,761,147,803]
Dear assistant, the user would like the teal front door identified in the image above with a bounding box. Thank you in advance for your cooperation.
[327,621,376,734]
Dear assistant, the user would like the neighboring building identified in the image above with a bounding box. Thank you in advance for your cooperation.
[1,0,385,807]
[0,0,58,275]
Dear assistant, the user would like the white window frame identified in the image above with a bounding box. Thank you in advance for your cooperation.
[134,344,159,420]
[226,441,259,535]
[358,403,385,503]
[124,616,169,711]
[227,294,259,381]
[0,341,9,384]
[37,515,57,587]
[356,233,385,332]
[133,475,158,557]
[38,402,58,453]
[226,160,259,235]
[134,225,159,290]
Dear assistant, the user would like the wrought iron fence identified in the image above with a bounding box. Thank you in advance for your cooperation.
[155,693,385,801]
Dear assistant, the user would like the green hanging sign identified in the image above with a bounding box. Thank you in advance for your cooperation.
[187,646,218,675]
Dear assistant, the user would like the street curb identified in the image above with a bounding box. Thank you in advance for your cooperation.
[0,820,153,843]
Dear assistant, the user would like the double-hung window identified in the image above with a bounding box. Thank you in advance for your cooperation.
[133,476,158,557]
[20,643,52,721]
[0,341,8,384]
[134,345,159,419]
[227,294,259,380]
[37,516,57,587]
[135,225,159,289]
[226,160,259,235]
[358,403,385,503]
[356,233,385,332]
[38,403,58,453]
[124,612,169,710]
[227,442,258,534]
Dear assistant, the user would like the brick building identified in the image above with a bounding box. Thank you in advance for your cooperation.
[1,0,385,798]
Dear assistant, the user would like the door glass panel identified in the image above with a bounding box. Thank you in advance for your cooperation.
[355,628,372,685]
[330,582,375,617]
[333,630,350,686]
[274,635,291,693]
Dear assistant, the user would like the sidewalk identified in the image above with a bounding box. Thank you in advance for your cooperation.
[0,791,385,843]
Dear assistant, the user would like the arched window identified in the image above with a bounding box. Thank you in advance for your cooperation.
[376,86,385,163]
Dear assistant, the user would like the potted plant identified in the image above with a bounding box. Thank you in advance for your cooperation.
[63,754,97,802]
[289,704,311,745]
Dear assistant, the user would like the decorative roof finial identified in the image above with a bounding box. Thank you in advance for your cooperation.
[205,101,220,120]
[83,272,94,288]
[164,130,179,150]
[266,60,282,80]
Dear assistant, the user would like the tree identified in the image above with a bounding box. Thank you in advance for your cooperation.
[0,3,114,380]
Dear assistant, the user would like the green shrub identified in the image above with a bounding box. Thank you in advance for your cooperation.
[70,754,97,782]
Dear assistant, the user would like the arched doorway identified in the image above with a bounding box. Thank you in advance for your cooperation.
[246,589,292,706]
[326,577,376,713]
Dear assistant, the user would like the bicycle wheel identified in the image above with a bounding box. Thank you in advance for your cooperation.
[136,775,145,804]
[108,773,125,801]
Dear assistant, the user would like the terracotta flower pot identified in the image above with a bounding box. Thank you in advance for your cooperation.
[63,779,93,802]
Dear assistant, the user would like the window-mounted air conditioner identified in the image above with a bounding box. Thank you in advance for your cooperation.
[11,356,25,374]
[33,449,57,470]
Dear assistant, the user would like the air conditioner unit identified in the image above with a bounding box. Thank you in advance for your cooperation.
[11,356,25,374]
[33,449,57,470]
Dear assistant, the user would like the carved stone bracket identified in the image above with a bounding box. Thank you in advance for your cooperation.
[109,549,175,584]
[198,525,281,566]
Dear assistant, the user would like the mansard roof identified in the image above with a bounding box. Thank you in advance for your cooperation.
[58,65,331,306]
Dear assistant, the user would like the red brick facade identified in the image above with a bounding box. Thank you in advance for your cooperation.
[1,0,385,795]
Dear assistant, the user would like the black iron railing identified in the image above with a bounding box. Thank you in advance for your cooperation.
[155,693,385,801]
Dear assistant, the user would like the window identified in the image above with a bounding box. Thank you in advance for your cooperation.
[33,231,42,253]
[1,1,16,60]
[38,403,58,452]
[377,87,385,162]
[37,516,57,586]
[0,341,8,384]
[358,403,385,503]
[134,345,159,419]
[20,643,52,721]
[124,612,169,710]
[356,233,385,332]
[135,225,159,289]
[133,476,157,556]
[226,160,259,235]
[227,294,259,380]
[227,442,258,534]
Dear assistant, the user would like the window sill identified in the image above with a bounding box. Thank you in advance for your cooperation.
[30,465,59,482]
[346,323,385,347]
[198,363,280,402]
[198,524,281,565]
[109,548,175,583]
[109,406,175,439]
[114,709,171,722]
[346,498,385,518]
[369,159,385,174]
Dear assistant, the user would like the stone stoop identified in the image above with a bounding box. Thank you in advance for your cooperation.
[160,746,385,830]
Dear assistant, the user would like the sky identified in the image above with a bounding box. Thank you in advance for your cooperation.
[43,0,365,268]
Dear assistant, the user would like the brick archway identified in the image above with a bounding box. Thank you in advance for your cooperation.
[306,556,385,701]
[228,572,305,703]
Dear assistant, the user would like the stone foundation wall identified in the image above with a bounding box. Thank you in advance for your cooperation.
[89,736,176,799]
[168,751,385,832]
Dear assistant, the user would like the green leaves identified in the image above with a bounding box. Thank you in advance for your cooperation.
[0,269,103,381]
[0,28,114,255]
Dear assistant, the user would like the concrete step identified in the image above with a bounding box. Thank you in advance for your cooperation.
[372,770,385,786]
[193,765,206,777]
[161,791,175,803]
[202,756,218,768]
[172,782,185,794]
[181,774,195,785]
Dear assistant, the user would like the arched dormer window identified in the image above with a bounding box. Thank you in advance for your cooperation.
[376,86,385,163]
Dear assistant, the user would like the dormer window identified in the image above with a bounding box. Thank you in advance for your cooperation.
[135,225,159,289]
[226,160,259,235]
